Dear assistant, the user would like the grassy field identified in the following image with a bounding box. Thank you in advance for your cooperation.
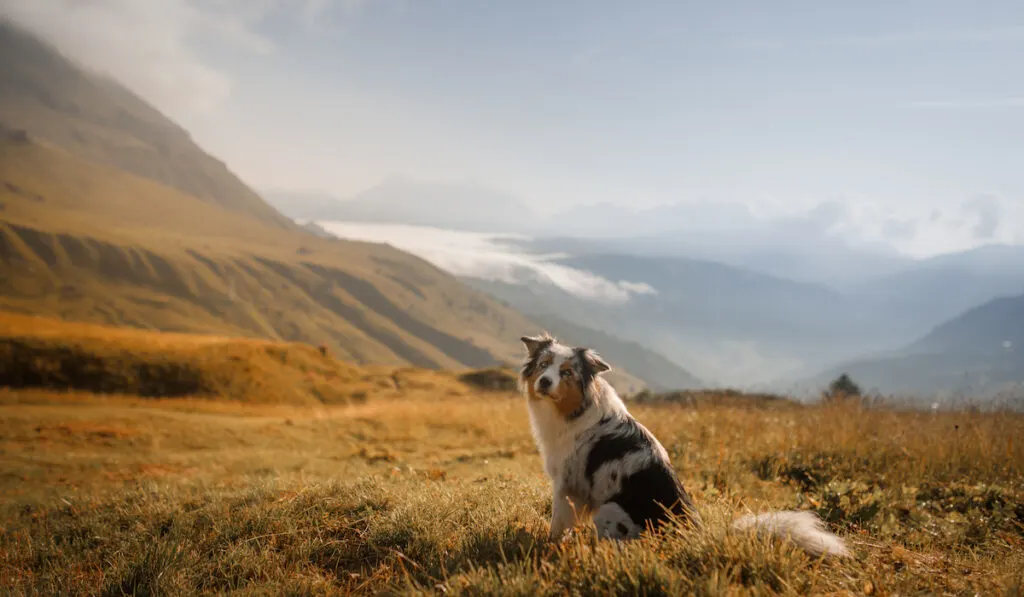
[2,316,1024,595]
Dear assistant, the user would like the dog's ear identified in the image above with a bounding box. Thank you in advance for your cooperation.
[520,334,551,356]
[578,348,612,376]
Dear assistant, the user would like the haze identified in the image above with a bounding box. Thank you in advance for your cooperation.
[5,0,1024,258]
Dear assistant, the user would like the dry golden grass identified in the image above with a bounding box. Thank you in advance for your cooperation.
[0,311,473,407]
[2,343,1024,594]
[0,313,1022,595]
[2,387,1023,596]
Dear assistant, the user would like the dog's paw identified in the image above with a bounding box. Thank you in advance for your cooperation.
[558,527,583,543]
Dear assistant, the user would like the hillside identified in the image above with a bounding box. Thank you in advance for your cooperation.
[814,293,1024,398]
[0,136,550,371]
[911,293,1024,355]
[0,311,473,406]
[0,19,291,228]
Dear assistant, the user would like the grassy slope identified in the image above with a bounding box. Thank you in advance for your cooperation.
[0,137,556,375]
[0,311,471,407]
[1,315,1023,595]
[0,20,291,228]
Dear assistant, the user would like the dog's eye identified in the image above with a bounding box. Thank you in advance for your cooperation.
[559,369,573,378]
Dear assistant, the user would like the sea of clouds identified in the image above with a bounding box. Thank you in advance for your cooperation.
[314,221,656,304]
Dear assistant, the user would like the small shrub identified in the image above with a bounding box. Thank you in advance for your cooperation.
[457,367,518,392]
[824,373,862,403]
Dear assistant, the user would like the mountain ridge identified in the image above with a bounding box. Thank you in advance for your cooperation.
[0,19,293,228]
[812,292,1024,398]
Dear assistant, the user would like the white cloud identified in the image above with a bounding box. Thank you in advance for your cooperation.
[0,0,345,117]
[314,221,657,304]
[814,194,1024,258]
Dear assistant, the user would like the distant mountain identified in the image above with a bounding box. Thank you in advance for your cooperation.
[463,250,893,387]
[911,292,1024,355]
[848,244,1024,342]
[266,177,537,233]
[521,232,911,290]
[537,200,912,288]
[0,20,291,229]
[813,293,1024,398]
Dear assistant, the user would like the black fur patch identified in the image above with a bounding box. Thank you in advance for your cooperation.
[520,340,553,380]
[575,348,605,391]
[607,461,696,531]
[585,419,702,531]
[584,419,646,482]
[560,348,606,420]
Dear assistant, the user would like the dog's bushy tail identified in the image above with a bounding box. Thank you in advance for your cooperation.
[731,510,851,559]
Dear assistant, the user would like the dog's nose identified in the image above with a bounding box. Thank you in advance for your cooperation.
[538,377,552,392]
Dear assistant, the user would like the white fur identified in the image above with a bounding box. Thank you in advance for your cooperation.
[731,511,851,558]
[526,375,627,482]
[594,502,642,539]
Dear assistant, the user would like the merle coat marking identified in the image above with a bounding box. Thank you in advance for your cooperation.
[518,333,852,559]
[518,333,700,540]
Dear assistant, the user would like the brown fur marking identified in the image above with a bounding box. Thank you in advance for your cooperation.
[550,363,584,419]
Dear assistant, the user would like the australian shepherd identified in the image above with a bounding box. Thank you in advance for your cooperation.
[518,332,851,559]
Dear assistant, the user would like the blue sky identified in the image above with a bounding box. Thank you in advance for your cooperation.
[5,0,1024,255]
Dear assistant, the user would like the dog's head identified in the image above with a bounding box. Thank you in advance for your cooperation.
[518,333,612,419]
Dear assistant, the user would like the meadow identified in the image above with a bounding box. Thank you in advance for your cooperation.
[2,314,1024,596]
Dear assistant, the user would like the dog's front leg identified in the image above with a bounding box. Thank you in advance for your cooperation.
[548,486,577,541]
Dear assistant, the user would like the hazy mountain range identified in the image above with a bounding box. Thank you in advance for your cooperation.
[267,182,1024,399]
[812,292,1024,399]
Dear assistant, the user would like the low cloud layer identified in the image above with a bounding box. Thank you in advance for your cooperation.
[316,221,657,303]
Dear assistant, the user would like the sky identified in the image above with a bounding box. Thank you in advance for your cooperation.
[4,0,1024,257]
